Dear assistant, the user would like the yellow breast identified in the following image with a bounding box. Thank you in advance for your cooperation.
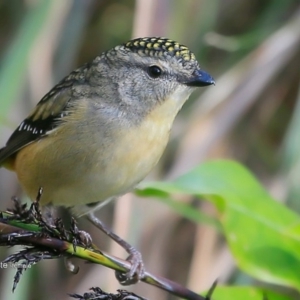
[96,95,181,198]
[13,92,187,208]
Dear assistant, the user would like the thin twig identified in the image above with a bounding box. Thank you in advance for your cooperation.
[0,199,215,300]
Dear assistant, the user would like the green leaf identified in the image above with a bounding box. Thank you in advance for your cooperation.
[137,160,300,291]
[211,286,292,300]
[135,189,222,230]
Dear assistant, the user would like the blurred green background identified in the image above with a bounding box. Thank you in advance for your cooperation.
[0,0,300,299]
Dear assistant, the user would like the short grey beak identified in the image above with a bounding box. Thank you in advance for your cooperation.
[184,69,215,87]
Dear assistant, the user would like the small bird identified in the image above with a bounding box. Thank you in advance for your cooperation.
[0,37,214,283]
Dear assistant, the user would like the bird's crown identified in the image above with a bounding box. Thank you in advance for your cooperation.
[109,37,197,66]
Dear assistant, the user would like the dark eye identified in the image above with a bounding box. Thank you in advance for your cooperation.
[148,65,162,78]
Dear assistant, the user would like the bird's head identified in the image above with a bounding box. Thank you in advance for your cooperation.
[92,37,214,121]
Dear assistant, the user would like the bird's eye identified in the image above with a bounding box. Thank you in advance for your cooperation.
[148,65,162,78]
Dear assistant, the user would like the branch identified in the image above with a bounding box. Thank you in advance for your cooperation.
[0,197,216,300]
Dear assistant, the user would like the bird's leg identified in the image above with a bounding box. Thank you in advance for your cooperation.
[87,212,145,285]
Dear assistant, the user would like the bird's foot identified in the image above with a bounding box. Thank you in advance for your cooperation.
[70,217,93,249]
[77,230,93,247]
[115,247,145,285]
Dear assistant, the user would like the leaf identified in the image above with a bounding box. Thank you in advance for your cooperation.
[136,160,300,291]
[211,286,292,300]
[134,189,222,230]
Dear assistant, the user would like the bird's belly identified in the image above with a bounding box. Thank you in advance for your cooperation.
[106,127,168,192]
[14,117,170,208]
[82,121,170,205]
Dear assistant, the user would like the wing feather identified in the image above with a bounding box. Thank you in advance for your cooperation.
[0,63,90,165]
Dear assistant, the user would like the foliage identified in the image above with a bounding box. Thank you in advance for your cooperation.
[137,160,300,299]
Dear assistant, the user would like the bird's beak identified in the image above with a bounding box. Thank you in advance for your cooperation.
[184,69,215,87]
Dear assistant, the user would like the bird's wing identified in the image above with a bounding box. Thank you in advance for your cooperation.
[0,77,76,165]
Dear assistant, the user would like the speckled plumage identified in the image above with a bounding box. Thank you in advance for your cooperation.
[123,37,196,63]
[0,37,214,214]
[0,37,214,283]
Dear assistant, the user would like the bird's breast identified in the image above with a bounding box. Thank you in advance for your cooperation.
[14,95,182,207]
[95,106,173,195]
[87,96,182,201]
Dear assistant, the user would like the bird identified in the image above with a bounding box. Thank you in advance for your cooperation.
[0,36,214,284]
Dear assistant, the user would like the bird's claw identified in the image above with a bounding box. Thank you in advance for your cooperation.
[115,248,145,285]
[77,230,93,247]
